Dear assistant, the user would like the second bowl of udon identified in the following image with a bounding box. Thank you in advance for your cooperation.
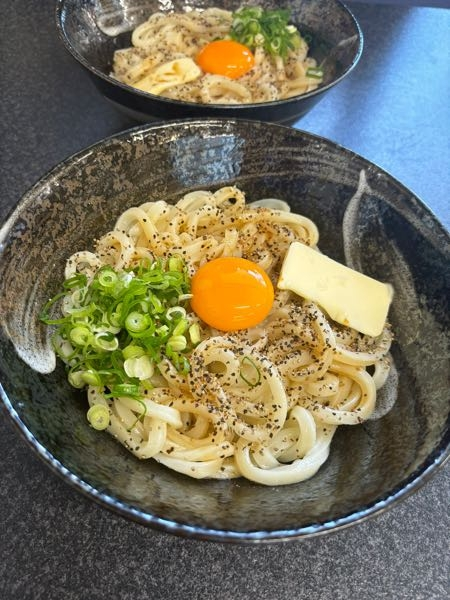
[0,119,449,542]
[55,0,363,124]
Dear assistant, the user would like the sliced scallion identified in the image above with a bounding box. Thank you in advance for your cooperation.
[108,383,141,398]
[87,404,110,430]
[124,355,154,380]
[306,67,323,79]
[40,257,194,412]
[126,398,147,432]
[189,323,201,345]
[168,256,184,272]
[68,370,86,389]
[70,326,93,347]
[167,335,187,352]
[166,306,187,321]
[239,356,261,387]
[122,344,146,360]
[172,318,188,337]
[94,332,119,351]
[81,369,103,386]
[125,311,150,333]
[230,7,301,60]
[97,268,118,288]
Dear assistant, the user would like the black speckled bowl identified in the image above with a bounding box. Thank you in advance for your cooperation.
[0,120,449,543]
[55,0,363,124]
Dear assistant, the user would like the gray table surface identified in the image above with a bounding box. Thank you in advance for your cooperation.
[1,2,449,599]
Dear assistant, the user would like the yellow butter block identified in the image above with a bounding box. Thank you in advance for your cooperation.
[278,242,393,337]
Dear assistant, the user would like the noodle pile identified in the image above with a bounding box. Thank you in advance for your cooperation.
[112,8,323,104]
[62,186,394,485]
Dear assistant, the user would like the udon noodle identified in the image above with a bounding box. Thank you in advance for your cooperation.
[112,8,323,104]
[55,186,394,485]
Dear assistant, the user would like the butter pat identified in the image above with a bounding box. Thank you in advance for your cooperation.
[278,242,393,337]
[134,58,201,95]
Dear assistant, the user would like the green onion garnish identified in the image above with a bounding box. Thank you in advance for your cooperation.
[306,67,323,79]
[107,383,141,398]
[230,7,302,60]
[172,317,188,337]
[81,370,103,386]
[126,398,147,432]
[94,332,119,352]
[69,325,93,346]
[168,256,184,272]
[239,356,261,388]
[125,311,151,333]
[124,355,154,380]
[167,335,187,352]
[122,344,146,360]
[87,405,110,430]
[97,267,118,288]
[189,323,201,345]
[40,258,200,402]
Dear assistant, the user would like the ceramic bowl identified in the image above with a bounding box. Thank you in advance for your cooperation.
[55,0,363,124]
[0,119,449,542]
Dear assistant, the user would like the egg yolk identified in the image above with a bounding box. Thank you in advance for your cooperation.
[196,40,255,79]
[190,257,274,331]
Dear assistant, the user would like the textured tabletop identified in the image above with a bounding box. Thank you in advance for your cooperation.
[0,2,449,599]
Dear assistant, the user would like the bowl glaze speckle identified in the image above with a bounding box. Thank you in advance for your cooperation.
[55,0,363,124]
[0,120,449,542]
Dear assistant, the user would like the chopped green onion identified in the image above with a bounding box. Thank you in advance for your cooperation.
[64,274,87,289]
[94,332,119,351]
[68,370,86,388]
[189,323,201,345]
[53,337,75,359]
[124,355,154,380]
[125,311,150,333]
[108,304,123,327]
[87,404,110,430]
[40,258,195,413]
[168,256,184,272]
[70,326,93,346]
[155,324,170,337]
[119,272,134,287]
[230,7,301,60]
[239,356,261,387]
[167,353,190,375]
[167,335,187,352]
[97,268,118,288]
[178,293,193,302]
[270,38,281,52]
[148,294,163,313]
[166,306,186,321]
[81,369,103,386]
[122,344,146,360]
[108,383,141,398]
[180,355,191,374]
[69,289,86,305]
[126,398,147,432]
[306,67,323,79]
[172,318,188,337]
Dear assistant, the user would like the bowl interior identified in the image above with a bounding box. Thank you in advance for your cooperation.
[57,0,362,100]
[0,120,449,541]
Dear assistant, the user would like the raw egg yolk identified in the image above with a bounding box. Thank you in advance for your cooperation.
[196,40,255,79]
[190,257,274,331]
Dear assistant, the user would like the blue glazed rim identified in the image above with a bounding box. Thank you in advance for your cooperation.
[54,0,364,113]
[0,119,449,543]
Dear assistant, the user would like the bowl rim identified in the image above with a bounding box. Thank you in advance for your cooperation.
[0,118,449,543]
[54,0,364,111]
